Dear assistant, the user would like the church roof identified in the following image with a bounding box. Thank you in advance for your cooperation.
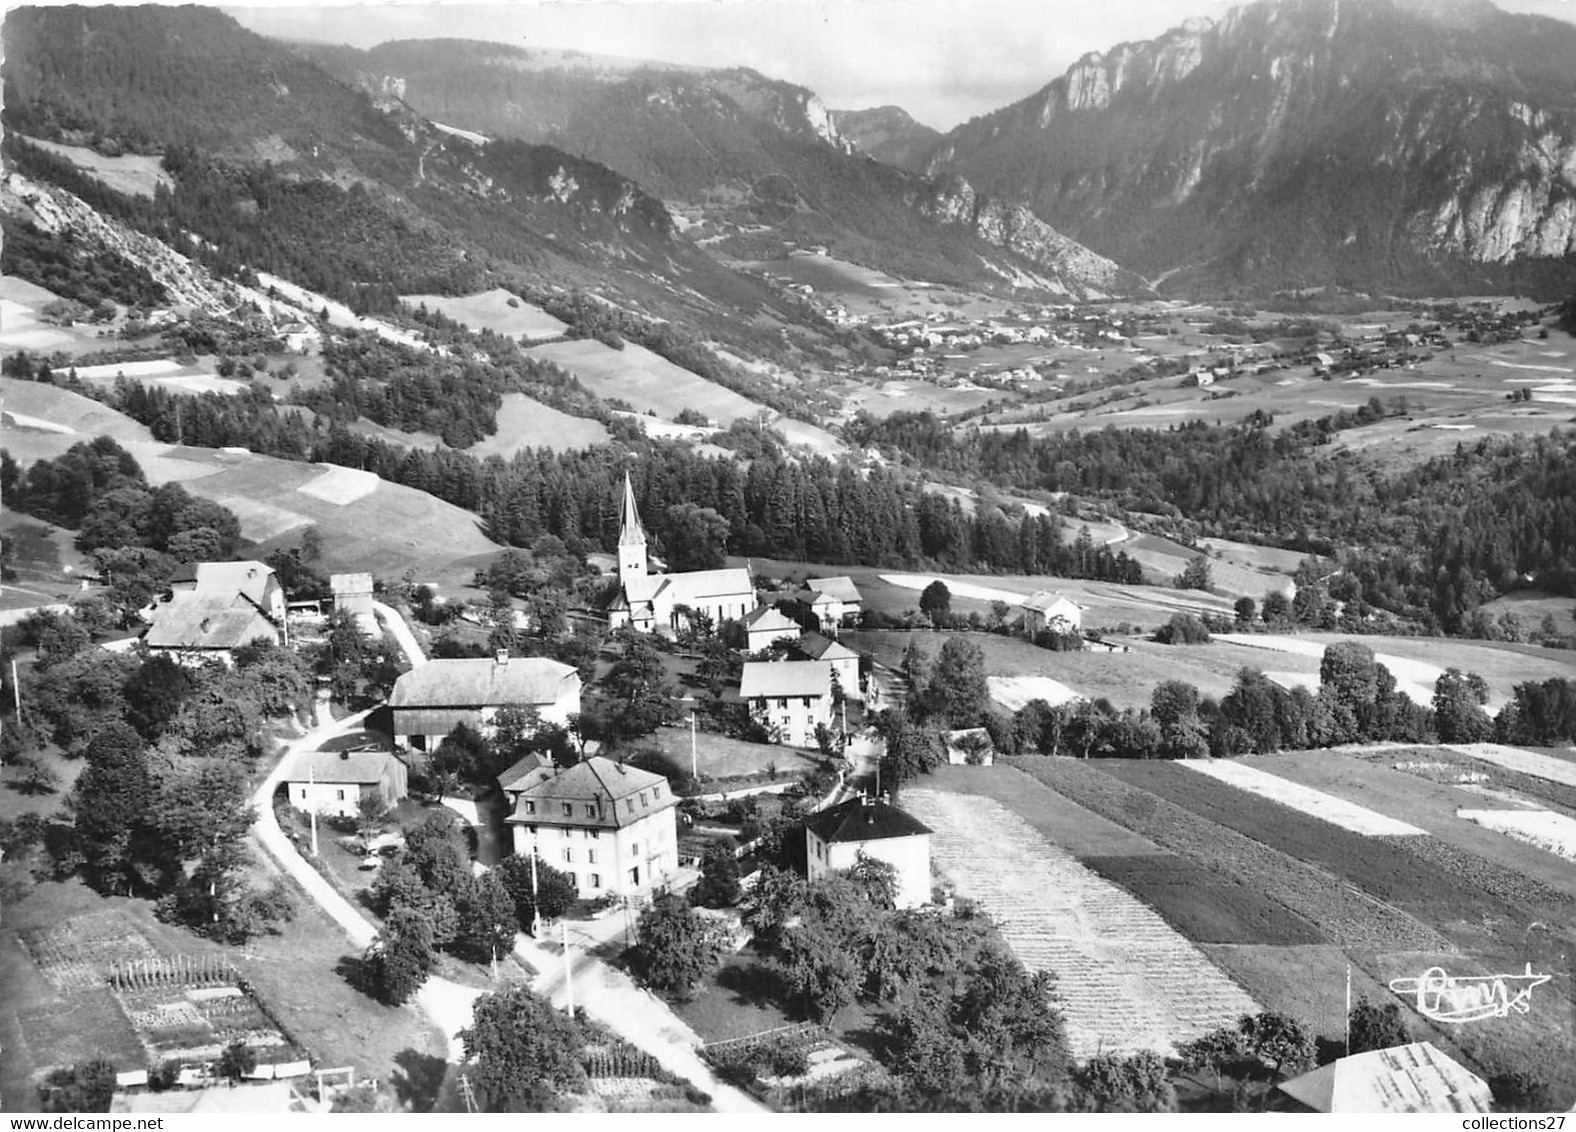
[618,472,646,548]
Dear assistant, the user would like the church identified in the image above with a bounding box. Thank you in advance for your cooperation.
[607,473,757,634]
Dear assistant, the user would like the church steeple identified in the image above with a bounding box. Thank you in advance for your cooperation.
[617,471,648,580]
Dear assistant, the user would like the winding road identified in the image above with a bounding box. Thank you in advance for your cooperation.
[249,605,765,1111]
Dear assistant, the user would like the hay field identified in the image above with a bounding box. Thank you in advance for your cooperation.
[468,393,610,456]
[0,275,101,354]
[526,339,761,423]
[988,674,1081,710]
[903,788,1258,1060]
[69,357,248,397]
[1,376,155,462]
[21,138,172,198]
[1444,744,1576,790]
[400,289,567,342]
[1458,810,1576,862]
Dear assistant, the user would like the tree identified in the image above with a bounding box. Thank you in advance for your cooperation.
[1489,1070,1554,1113]
[71,722,152,894]
[1433,668,1492,743]
[692,841,742,908]
[365,906,437,1005]
[604,631,677,739]
[924,637,990,728]
[1154,613,1211,645]
[1347,996,1408,1056]
[460,986,587,1111]
[1074,1050,1177,1112]
[782,919,861,1022]
[217,1040,257,1081]
[661,502,731,572]
[899,639,932,700]
[1176,1026,1249,1094]
[847,851,900,909]
[1233,596,1257,628]
[38,1059,118,1112]
[1150,680,1209,759]
[919,580,952,627]
[1175,555,1213,591]
[631,894,724,998]
[1238,1011,1315,1079]
[494,853,577,931]
[455,872,518,963]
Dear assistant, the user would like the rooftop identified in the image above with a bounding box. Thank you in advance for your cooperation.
[1278,1042,1493,1114]
[740,659,833,700]
[805,796,931,844]
[744,606,799,633]
[330,572,374,595]
[143,590,277,651]
[1022,589,1078,613]
[805,575,861,603]
[390,656,578,709]
[504,756,675,829]
[795,632,858,662]
[285,748,399,784]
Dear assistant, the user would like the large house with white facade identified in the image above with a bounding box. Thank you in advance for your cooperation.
[805,795,933,909]
[740,659,834,747]
[503,757,679,900]
[388,653,581,751]
[608,473,756,635]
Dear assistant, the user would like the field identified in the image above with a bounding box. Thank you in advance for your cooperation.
[1175,758,1425,836]
[941,754,1576,1101]
[0,376,154,462]
[0,513,91,612]
[1443,743,1576,789]
[467,393,611,456]
[69,357,247,397]
[19,138,172,198]
[0,275,115,355]
[1121,533,1294,599]
[524,339,844,455]
[1457,809,1576,863]
[903,786,1259,1059]
[634,726,823,782]
[399,289,567,342]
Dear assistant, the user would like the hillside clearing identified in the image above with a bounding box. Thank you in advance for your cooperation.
[467,393,610,456]
[20,137,173,198]
[400,288,567,342]
[988,675,1080,710]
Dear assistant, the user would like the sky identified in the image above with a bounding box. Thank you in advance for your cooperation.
[212,0,1576,130]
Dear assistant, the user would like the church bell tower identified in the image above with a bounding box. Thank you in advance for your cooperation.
[617,471,648,581]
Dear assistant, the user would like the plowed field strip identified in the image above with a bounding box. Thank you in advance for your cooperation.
[1008,758,1455,952]
[904,789,1257,1061]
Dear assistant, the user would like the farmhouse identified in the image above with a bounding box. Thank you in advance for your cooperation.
[740,659,834,747]
[798,575,863,633]
[1277,1042,1492,1114]
[388,652,581,751]
[504,756,679,899]
[1021,590,1082,635]
[743,605,800,653]
[608,473,756,634]
[142,560,287,663]
[805,795,933,909]
[283,749,408,820]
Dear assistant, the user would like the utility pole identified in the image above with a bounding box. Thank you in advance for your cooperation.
[308,766,319,858]
[1344,963,1352,1057]
[10,658,20,722]
[561,918,574,1016]
[529,833,541,938]
[689,711,698,782]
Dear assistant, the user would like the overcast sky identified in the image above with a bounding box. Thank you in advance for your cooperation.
[220,0,1576,130]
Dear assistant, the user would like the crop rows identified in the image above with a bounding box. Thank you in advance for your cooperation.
[905,788,1257,1060]
[1377,834,1576,916]
[1013,759,1456,952]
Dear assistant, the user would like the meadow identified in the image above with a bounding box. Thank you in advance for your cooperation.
[400,288,568,342]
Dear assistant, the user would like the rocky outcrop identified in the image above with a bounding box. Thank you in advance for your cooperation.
[926,0,1576,292]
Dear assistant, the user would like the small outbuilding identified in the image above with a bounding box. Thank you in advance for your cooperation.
[283,748,408,820]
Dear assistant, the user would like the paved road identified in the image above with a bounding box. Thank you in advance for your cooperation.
[373,600,426,668]
[512,928,768,1114]
[249,702,480,1060]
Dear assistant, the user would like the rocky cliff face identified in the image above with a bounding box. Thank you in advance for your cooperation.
[926,0,1576,293]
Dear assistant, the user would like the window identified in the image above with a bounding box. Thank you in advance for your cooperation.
[524,800,536,815]
[778,697,788,710]
[585,803,597,819]
[562,802,573,818]
[641,791,649,809]
[336,788,347,801]
[630,842,640,857]
[588,849,597,865]
[629,867,640,885]
[563,848,574,864]
[589,829,599,840]
[627,799,635,814]
[589,873,601,888]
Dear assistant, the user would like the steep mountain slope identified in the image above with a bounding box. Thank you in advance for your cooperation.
[831,106,942,172]
[0,5,814,355]
[927,0,1576,294]
[298,38,1133,295]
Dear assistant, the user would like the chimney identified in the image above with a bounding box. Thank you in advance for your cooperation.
[494,648,509,666]
[340,750,350,761]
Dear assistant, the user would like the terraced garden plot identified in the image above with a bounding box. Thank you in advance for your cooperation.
[17,909,158,991]
[1082,856,1323,946]
[1096,760,1518,935]
[903,788,1258,1060]
[1459,810,1576,863]
[1009,759,1454,952]
[1176,758,1425,836]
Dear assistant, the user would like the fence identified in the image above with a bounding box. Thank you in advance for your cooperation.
[108,955,239,990]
